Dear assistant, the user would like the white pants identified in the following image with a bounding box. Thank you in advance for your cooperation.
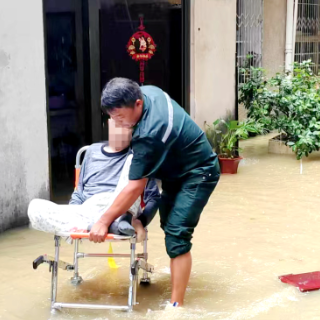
[28,196,107,234]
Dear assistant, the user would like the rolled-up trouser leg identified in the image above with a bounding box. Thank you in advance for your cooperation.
[108,220,121,235]
[109,213,135,236]
[160,166,220,259]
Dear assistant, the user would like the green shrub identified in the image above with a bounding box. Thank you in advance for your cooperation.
[239,60,320,159]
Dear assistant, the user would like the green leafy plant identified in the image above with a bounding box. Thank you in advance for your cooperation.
[239,60,320,159]
[205,118,266,158]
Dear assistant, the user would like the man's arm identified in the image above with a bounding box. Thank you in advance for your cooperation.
[89,178,147,242]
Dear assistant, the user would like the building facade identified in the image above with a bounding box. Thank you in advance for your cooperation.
[0,0,245,231]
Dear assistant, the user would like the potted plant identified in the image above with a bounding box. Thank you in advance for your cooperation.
[239,60,320,160]
[206,118,266,174]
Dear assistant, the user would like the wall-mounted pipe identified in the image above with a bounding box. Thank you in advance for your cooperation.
[292,0,299,66]
[285,0,295,72]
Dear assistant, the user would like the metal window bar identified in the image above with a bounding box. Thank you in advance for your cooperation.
[295,0,320,73]
[236,0,264,86]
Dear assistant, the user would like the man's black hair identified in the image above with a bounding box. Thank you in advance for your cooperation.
[101,77,143,113]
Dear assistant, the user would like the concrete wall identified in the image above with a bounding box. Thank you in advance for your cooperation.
[191,0,237,129]
[262,0,287,77]
[0,0,49,232]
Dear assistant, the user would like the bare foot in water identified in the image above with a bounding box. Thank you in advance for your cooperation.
[131,218,146,243]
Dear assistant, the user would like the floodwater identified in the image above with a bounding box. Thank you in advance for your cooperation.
[1,134,320,320]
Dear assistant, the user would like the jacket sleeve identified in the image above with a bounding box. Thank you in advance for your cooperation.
[137,179,161,227]
[129,135,167,180]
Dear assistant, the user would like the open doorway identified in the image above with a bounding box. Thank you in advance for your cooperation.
[43,0,190,202]
[97,0,190,138]
[100,1,183,99]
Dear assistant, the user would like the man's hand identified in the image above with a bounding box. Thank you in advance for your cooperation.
[89,220,109,243]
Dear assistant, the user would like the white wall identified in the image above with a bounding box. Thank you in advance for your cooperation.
[192,0,237,129]
[0,0,49,232]
[262,0,286,76]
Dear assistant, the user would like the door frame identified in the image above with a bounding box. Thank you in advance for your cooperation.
[182,0,191,114]
[88,0,102,142]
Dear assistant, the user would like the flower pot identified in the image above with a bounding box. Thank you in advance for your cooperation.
[218,156,243,174]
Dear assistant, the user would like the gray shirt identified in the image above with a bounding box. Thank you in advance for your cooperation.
[70,142,130,205]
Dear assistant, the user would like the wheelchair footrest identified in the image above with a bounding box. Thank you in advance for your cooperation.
[131,259,154,275]
[32,254,74,271]
[138,260,154,273]
[33,255,47,270]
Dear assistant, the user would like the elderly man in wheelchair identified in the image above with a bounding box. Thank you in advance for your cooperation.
[27,119,160,312]
[28,118,160,240]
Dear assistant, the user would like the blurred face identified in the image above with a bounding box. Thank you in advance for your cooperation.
[108,99,143,128]
[108,118,132,151]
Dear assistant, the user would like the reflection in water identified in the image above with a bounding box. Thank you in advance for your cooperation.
[1,134,320,319]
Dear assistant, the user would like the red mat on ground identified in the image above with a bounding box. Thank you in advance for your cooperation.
[279,271,320,292]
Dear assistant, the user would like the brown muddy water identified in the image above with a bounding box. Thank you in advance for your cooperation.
[1,134,320,320]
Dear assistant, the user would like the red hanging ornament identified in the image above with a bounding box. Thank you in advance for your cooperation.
[126,16,156,85]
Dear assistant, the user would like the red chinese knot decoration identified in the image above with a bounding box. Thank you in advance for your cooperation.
[126,16,156,85]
